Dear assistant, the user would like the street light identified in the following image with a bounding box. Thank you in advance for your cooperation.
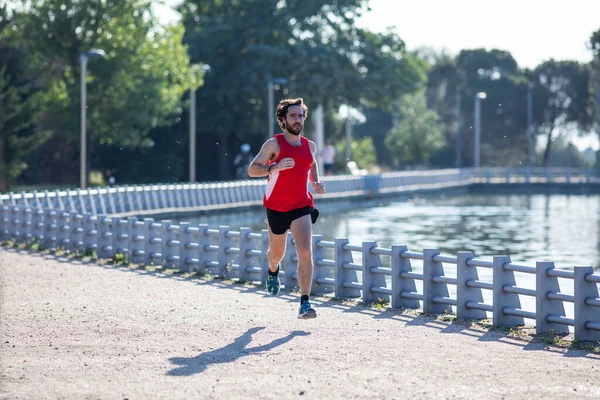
[80,49,106,189]
[268,77,288,140]
[526,84,533,168]
[189,64,211,183]
[474,92,487,168]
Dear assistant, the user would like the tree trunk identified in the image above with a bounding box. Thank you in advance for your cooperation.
[0,126,7,192]
[542,125,555,167]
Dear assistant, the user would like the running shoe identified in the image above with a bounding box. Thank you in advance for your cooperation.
[298,301,317,319]
[266,271,280,295]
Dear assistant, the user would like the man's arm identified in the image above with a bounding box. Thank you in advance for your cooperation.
[308,141,325,194]
[247,138,277,177]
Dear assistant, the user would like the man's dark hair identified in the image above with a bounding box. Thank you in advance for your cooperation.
[276,98,308,130]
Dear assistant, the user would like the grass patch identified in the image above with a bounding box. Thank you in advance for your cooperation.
[111,253,127,265]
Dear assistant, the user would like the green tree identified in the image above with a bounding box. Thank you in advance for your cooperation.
[179,0,425,180]
[591,29,600,169]
[13,0,196,184]
[426,49,536,167]
[385,91,445,166]
[530,60,592,166]
[0,5,50,191]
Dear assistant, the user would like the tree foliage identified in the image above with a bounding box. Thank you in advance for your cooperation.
[0,5,50,191]
[530,60,591,166]
[385,91,445,166]
[10,0,196,183]
[178,0,426,179]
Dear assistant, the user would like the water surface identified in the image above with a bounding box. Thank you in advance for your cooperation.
[172,194,600,270]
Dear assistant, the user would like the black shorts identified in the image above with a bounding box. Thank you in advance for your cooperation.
[266,206,319,235]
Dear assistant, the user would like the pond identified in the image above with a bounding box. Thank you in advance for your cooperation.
[172,194,600,270]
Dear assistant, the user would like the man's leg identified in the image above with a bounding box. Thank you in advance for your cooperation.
[267,227,287,273]
[290,214,313,296]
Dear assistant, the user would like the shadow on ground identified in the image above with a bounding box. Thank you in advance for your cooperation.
[166,327,310,376]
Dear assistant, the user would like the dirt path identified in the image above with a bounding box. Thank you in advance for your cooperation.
[1,248,599,399]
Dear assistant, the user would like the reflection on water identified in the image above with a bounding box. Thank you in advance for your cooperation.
[173,194,600,270]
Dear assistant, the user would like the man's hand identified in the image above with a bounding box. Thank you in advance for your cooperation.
[274,157,295,172]
[311,181,325,194]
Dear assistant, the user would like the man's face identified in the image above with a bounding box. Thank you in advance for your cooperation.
[283,105,305,136]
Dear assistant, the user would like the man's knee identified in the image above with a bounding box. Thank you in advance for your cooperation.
[295,245,312,262]
[267,248,285,263]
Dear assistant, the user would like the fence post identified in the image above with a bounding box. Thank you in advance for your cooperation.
[21,207,32,244]
[391,245,420,309]
[31,208,44,245]
[129,219,145,265]
[0,205,9,242]
[217,225,235,278]
[144,218,162,266]
[107,189,117,214]
[238,227,257,282]
[11,206,22,243]
[43,209,58,250]
[525,167,531,184]
[179,222,198,273]
[163,223,181,270]
[97,190,107,215]
[311,234,331,295]
[260,229,269,285]
[113,218,129,259]
[69,212,83,253]
[362,241,389,304]
[536,261,568,334]
[422,249,451,314]
[456,251,486,320]
[83,214,98,255]
[197,224,212,275]
[97,216,114,259]
[493,255,524,327]
[334,238,361,299]
[573,266,600,341]
[56,211,70,250]
[282,232,298,290]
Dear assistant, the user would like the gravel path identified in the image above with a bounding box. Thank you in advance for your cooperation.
[1,248,599,399]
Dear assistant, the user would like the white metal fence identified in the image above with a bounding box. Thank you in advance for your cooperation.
[0,168,594,216]
[1,167,598,340]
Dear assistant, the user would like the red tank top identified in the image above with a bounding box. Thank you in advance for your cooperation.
[263,134,314,212]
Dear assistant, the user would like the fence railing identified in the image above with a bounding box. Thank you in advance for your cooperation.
[1,205,599,341]
[470,167,595,184]
[2,168,594,216]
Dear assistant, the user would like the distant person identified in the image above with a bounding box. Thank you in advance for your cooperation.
[321,139,336,176]
[247,97,325,319]
[233,143,254,179]
[108,176,116,187]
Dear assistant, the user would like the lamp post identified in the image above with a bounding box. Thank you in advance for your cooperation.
[268,77,288,140]
[189,64,211,183]
[80,49,106,189]
[474,92,486,168]
[526,84,533,168]
[455,84,462,168]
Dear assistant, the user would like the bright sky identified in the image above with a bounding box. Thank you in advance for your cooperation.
[358,0,599,69]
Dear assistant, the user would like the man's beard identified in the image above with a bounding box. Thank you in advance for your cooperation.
[284,122,303,136]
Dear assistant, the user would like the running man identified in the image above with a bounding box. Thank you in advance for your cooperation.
[247,98,325,319]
